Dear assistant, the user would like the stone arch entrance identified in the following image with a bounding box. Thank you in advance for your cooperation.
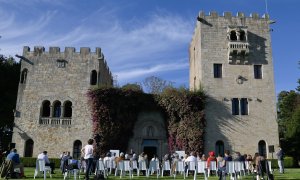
[128,111,168,160]
[142,139,158,161]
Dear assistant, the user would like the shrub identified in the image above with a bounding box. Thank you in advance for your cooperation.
[268,156,294,168]
[20,157,61,168]
[20,157,37,167]
[284,156,294,168]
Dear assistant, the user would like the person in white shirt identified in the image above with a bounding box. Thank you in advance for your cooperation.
[81,139,94,180]
[37,151,55,174]
[185,152,197,172]
[185,152,197,162]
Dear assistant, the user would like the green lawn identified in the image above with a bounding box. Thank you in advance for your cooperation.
[6,168,300,179]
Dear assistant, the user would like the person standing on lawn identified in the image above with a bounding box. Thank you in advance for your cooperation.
[276,146,284,174]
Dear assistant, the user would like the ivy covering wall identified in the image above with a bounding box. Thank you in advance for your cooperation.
[87,87,206,157]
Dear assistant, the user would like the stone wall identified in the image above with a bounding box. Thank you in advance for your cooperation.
[189,11,279,157]
[127,111,168,160]
[12,46,113,158]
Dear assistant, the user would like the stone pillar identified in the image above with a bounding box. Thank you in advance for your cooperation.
[236,31,240,41]
[50,105,53,117]
[61,106,64,118]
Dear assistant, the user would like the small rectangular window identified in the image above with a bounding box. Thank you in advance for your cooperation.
[254,65,262,79]
[57,61,66,68]
[232,98,239,115]
[240,98,248,115]
[214,64,222,78]
[57,59,67,68]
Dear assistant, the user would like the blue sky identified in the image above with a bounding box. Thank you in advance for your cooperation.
[0,0,299,95]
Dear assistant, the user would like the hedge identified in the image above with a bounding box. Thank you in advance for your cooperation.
[268,156,294,168]
[20,157,61,168]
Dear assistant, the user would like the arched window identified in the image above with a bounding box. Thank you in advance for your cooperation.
[258,140,267,156]
[240,30,246,41]
[215,140,224,157]
[41,100,51,117]
[24,139,34,157]
[90,70,97,85]
[20,68,28,84]
[64,101,72,118]
[73,140,82,159]
[53,101,61,117]
[230,31,237,41]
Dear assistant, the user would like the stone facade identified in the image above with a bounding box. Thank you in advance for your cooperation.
[189,11,279,157]
[12,46,113,158]
[127,111,168,160]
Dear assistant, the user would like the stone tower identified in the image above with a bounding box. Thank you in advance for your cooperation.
[189,11,279,157]
[12,46,113,158]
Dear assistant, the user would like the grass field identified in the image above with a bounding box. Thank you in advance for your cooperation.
[6,167,300,180]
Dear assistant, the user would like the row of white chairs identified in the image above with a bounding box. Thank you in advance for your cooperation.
[219,160,273,180]
[62,159,273,180]
[95,160,215,179]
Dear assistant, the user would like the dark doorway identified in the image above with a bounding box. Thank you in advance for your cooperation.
[258,140,266,156]
[24,139,34,157]
[143,146,157,161]
[215,140,224,157]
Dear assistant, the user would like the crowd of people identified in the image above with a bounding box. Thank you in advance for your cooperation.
[0,139,285,180]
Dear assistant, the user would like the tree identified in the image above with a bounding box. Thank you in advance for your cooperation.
[0,55,20,150]
[277,84,300,166]
[121,83,143,92]
[142,76,173,94]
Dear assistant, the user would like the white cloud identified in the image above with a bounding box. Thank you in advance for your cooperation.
[116,61,189,82]
[0,3,192,86]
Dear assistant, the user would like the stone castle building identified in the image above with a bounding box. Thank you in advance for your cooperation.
[12,46,113,158]
[12,11,279,159]
[189,11,279,157]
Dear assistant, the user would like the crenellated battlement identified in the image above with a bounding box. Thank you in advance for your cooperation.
[23,46,104,58]
[198,11,270,20]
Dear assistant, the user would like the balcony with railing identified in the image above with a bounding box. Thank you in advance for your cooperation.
[228,41,249,64]
[228,41,249,54]
[39,117,72,126]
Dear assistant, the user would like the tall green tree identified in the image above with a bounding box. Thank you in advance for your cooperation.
[277,62,300,166]
[0,55,20,150]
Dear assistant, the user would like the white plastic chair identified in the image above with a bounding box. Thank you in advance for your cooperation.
[148,160,160,178]
[226,161,236,180]
[244,161,250,174]
[137,160,147,176]
[95,160,108,179]
[268,161,273,174]
[161,160,171,177]
[186,161,197,180]
[131,160,138,176]
[197,161,206,173]
[107,159,116,174]
[197,161,207,180]
[80,159,86,173]
[115,161,125,178]
[239,161,246,176]
[115,160,132,179]
[124,160,133,179]
[173,161,185,179]
[34,159,52,179]
[234,161,242,178]
[63,159,81,180]
[208,161,217,177]
[64,169,80,180]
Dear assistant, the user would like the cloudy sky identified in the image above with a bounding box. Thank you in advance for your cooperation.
[0,0,299,94]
